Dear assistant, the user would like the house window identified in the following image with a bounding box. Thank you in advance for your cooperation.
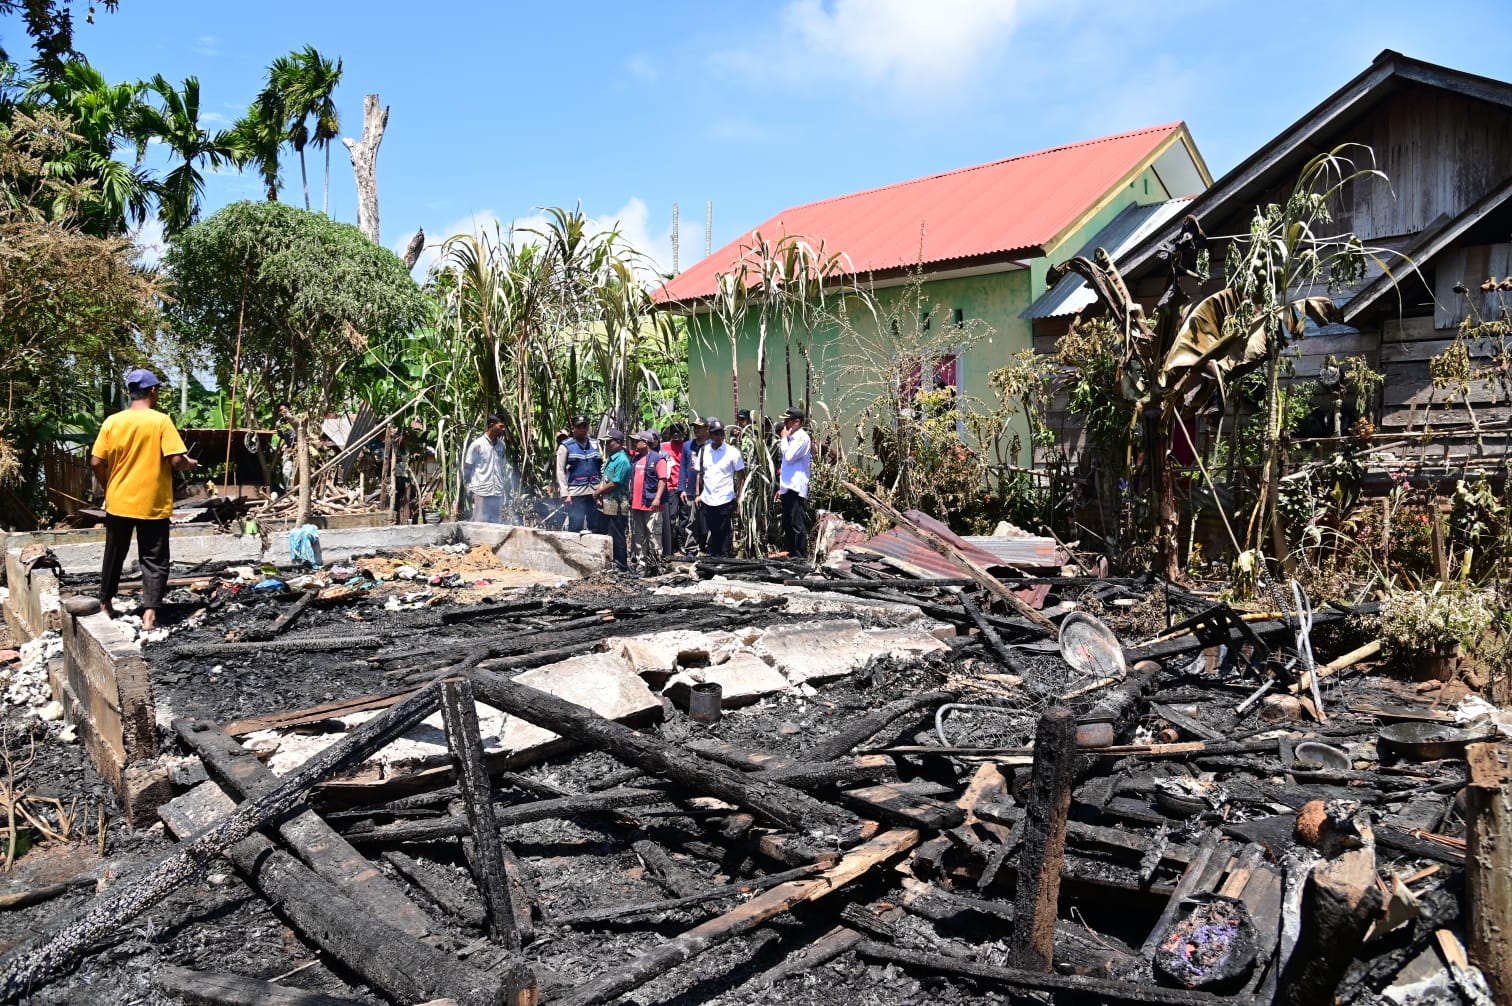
[952,308,964,328]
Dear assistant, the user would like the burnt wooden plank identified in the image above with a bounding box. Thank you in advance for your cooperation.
[173,717,433,941]
[441,679,524,949]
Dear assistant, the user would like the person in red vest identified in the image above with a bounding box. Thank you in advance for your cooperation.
[628,430,669,575]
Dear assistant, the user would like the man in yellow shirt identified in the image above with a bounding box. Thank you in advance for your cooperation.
[90,369,200,631]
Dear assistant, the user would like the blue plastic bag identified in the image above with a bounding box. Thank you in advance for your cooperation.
[288,524,322,567]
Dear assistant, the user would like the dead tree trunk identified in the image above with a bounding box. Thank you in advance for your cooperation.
[342,94,388,245]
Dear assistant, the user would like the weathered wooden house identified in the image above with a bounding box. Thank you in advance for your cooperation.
[1027,51,1512,482]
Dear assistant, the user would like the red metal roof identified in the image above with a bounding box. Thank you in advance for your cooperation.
[655,123,1186,305]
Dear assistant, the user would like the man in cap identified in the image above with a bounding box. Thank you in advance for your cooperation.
[659,422,686,560]
[555,414,603,533]
[462,414,513,523]
[89,369,200,631]
[678,416,711,556]
[592,430,630,570]
[776,407,812,558]
[693,418,745,557]
[628,430,668,575]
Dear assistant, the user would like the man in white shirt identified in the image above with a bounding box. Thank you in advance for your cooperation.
[463,414,513,523]
[776,407,812,557]
[693,417,745,557]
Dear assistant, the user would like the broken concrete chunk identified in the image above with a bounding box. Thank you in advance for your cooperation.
[497,650,660,756]
[610,629,743,682]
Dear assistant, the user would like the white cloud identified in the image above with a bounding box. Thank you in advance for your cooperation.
[398,199,704,282]
[728,0,1042,99]
[626,54,658,81]
[201,111,228,125]
[193,35,219,57]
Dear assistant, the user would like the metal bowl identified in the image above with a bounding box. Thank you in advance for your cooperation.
[1377,721,1496,761]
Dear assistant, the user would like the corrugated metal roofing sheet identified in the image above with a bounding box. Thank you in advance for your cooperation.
[655,124,1186,306]
[1020,198,1194,320]
[858,510,1063,579]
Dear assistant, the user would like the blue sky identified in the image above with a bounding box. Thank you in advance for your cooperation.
[6,1,1511,275]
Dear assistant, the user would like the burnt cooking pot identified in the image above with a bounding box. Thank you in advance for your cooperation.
[1377,721,1496,761]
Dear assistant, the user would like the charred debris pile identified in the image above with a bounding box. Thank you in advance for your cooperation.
[0,525,1506,1006]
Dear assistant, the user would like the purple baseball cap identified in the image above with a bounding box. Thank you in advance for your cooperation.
[125,368,162,390]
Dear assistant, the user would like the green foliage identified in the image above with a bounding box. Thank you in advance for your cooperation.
[1055,316,1131,464]
[416,208,686,509]
[164,200,426,416]
[1379,583,1497,654]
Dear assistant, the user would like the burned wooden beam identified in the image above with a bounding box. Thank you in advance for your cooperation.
[1465,741,1511,1000]
[857,941,1262,1005]
[1008,705,1076,972]
[160,784,511,1006]
[550,861,825,926]
[155,965,369,1005]
[172,634,384,658]
[172,717,433,941]
[0,681,445,1002]
[441,678,524,949]
[556,829,920,1006]
[800,691,957,762]
[466,669,859,836]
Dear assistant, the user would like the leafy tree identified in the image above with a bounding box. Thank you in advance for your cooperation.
[164,200,426,522]
[0,108,158,521]
[0,0,119,80]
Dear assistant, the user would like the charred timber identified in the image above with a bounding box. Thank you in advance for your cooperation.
[466,669,859,836]
[0,682,446,1002]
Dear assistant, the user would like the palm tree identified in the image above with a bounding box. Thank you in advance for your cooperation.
[23,59,151,235]
[228,98,285,202]
[267,47,342,213]
[285,47,342,214]
[135,74,236,236]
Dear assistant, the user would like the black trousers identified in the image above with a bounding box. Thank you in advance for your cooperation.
[662,494,684,558]
[565,494,601,533]
[780,489,809,558]
[99,513,171,610]
[703,500,735,557]
[684,496,709,555]
[602,510,628,570]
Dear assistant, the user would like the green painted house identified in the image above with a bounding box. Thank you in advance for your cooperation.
[654,123,1211,460]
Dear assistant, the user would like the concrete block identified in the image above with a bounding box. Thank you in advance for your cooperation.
[655,579,933,622]
[665,652,790,708]
[54,610,159,817]
[258,649,659,777]
[857,626,951,659]
[460,522,610,579]
[755,619,866,685]
[263,522,452,566]
[611,629,744,682]
[3,551,62,641]
[755,620,950,686]
[496,650,658,755]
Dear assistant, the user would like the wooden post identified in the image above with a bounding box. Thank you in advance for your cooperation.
[1008,705,1077,972]
[441,678,524,948]
[342,94,389,244]
[1465,742,1511,1000]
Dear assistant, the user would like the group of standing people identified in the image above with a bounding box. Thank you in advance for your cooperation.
[86,362,819,631]
[545,407,812,574]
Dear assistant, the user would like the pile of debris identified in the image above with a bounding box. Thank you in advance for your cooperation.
[0,516,1506,1006]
